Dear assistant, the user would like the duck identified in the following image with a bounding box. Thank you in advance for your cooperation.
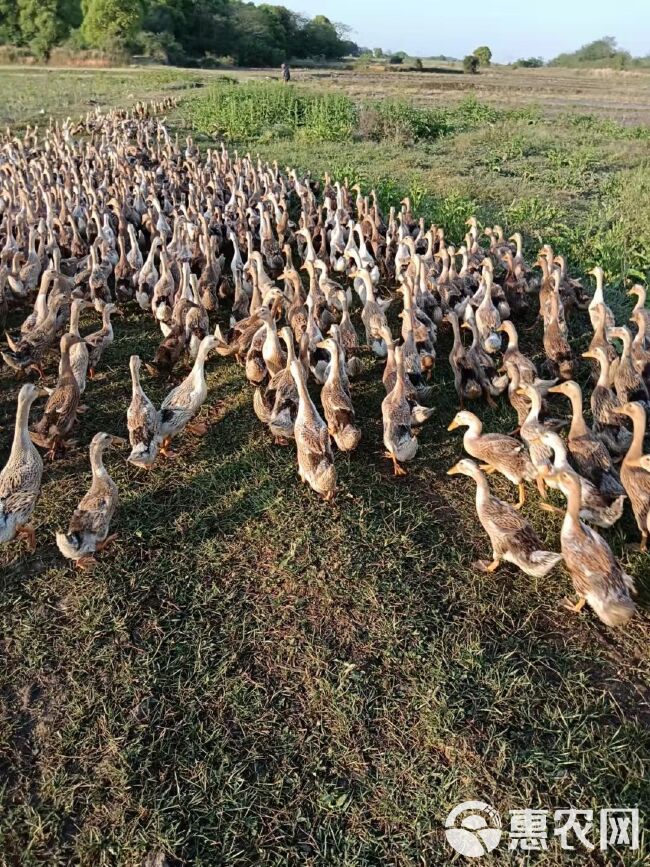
[61,298,92,393]
[2,292,65,377]
[447,458,561,576]
[382,345,419,476]
[587,302,618,384]
[318,336,361,452]
[290,358,337,499]
[548,381,624,498]
[55,432,125,570]
[159,334,218,456]
[474,270,501,354]
[516,382,556,495]
[629,310,650,387]
[447,410,536,508]
[628,284,650,344]
[614,401,650,551]
[539,431,625,528]
[581,347,632,456]
[127,354,162,468]
[85,301,118,379]
[543,285,573,380]
[30,333,82,459]
[0,383,47,551]
[497,320,537,384]
[588,266,615,331]
[253,326,299,444]
[608,326,650,407]
[446,309,483,407]
[544,468,635,627]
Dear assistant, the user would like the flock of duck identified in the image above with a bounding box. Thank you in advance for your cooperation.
[0,100,649,627]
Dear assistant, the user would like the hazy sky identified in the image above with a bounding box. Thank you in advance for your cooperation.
[268,0,649,63]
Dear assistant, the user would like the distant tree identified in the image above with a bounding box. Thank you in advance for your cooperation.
[389,53,403,65]
[82,0,143,49]
[513,56,543,68]
[473,45,492,66]
[0,0,21,44]
[17,0,65,58]
[414,57,423,70]
[373,47,383,58]
[463,54,479,74]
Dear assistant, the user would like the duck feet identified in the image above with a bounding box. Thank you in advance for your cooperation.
[274,436,290,446]
[539,502,563,515]
[159,437,176,459]
[562,596,586,614]
[385,453,407,476]
[186,421,208,436]
[76,555,98,571]
[96,533,118,552]
[475,559,500,573]
[536,475,547,498]
[16,524,36,553]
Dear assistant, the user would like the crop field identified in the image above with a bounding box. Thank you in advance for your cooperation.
[0,65,649,866]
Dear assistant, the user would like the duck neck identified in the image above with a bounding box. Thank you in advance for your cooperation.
[90,444,109,480]
[568,390,588,438]
[564,481,582,525]
[626,411,646,460]
[13,393,35,453]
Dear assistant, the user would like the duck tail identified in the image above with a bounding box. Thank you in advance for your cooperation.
[55,531,83,560]
[527,550,563,577]
[589,592,636,627]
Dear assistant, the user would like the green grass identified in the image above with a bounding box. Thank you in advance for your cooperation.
[1,67,650,866]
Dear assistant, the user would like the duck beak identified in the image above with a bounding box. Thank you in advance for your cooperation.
[110,436,128,447]
[547,385,563,394]
[446,463,460,475]
[612,408,629,418]
[36,387,50,398]
[447,418,460,431]
[581,351,595,360]
[515,388,527,396]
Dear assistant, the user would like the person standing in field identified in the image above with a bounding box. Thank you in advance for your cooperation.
[281,62,291,82]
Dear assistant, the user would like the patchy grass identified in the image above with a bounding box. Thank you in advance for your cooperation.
[0,67,649,866]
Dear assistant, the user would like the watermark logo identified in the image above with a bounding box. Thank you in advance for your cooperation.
[445,801,503,858]
[444,803,640,858]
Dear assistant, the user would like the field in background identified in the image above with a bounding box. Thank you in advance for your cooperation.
[0,66,649,866]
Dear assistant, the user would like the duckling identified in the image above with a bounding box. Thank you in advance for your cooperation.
[290,359,337,499]
[0,383,48,551]
[159,334,218,456]
[608,326,649,407]
[30,333,82,459]
[127,355,161,469]
[382,345,419,475]
[581,347,631,456]
[253,327,299,443]
[318,336,361,452]
[85,301,118,379]
[447,458,561,576]
[540,431,625,528]
[614,401,650,551]
[545,469,635,627]
[447,410,536,508]
[548,381,623,498]
[55,432,125,570]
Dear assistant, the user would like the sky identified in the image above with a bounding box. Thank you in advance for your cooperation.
[264,0,650,63]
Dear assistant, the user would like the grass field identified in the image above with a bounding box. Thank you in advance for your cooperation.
[1,65,649,866]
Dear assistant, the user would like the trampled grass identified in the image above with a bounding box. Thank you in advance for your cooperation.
[0,65,649,866]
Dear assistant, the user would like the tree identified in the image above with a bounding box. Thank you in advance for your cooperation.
[0,0,21,44]
[373,47,384,58]
[17,0,65,58]
[463,54,479,74]
[473,45,492,66]
[82,0,143,49]
[414,57,423,70]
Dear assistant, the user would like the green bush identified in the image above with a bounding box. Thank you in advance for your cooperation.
[463,55,479,74]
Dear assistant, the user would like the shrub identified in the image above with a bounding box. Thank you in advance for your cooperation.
[463,55,479,74]
[414,57,423,70]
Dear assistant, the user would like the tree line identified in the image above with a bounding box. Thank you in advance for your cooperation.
[0,0,359,65]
